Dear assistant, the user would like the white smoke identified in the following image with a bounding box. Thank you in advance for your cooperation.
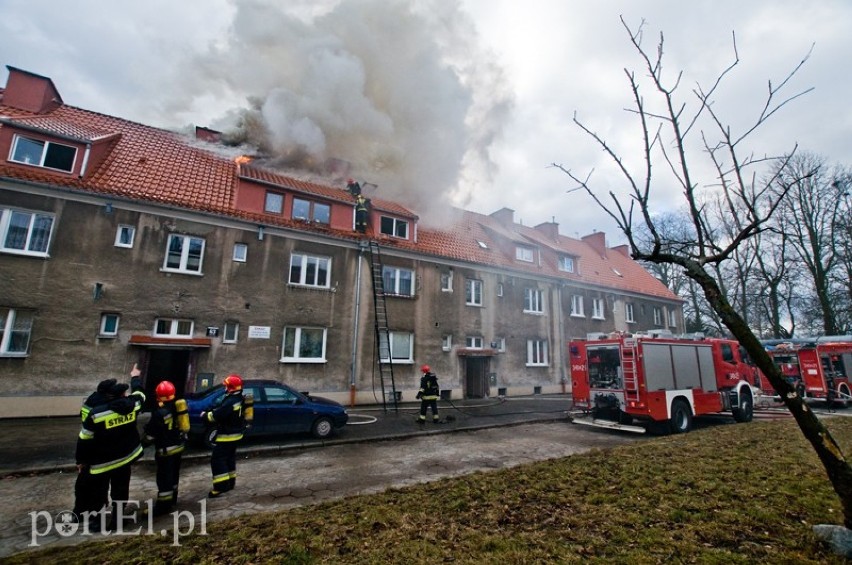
[172,0,514,224]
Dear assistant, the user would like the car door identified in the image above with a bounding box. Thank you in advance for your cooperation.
[243,385,267,435]
[261,385,311,434]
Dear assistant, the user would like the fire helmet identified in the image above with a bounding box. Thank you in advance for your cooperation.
[155,380,176,402]
[421,364,431,373]
[224,374,243,393]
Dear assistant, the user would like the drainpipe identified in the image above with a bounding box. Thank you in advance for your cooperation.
[349,242,367,406]
[557,286,567,394]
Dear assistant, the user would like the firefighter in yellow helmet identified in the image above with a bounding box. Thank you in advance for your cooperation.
[201,374,246,497]
[142,380,188,516]
[416,364,441,424]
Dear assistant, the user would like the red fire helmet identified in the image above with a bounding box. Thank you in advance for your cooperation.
[421,364,431,373]
[155,380,176,402]
[223,374,243,393]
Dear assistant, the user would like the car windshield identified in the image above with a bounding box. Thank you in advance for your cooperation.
[188,384,224,400]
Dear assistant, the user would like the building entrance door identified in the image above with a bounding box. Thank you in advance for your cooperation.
[143,349,191,409]
[464,357,490,398]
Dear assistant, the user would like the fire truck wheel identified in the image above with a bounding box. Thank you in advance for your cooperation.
[732,391,754,423]
[669,399,692,434]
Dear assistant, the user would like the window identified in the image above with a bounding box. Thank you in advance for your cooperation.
[10,135,76,172]
[379,331,414,363]
[442,335,452,351]
[282,326,327,362]
[592,298,605,320]
[382,266,415,296]
[163,234,205,274]
[496,283,503,297]
[527,339,548,366]
[721,343,735,363]
[292,198,330,224]
[465,279,483,306]
[264,192,283,214]
[114,225,135,248]
[0,208,54,257]
[476,240,488,249]
[233,243,247,263]
[0,308,33,355]
[263,385,300,404]
[653,307,663,326]
[380,216,409,239]
[571,295,584,317]
[558,256,575,273]
[289,253,331,288]
[516,246,534,262]
[466,336,484,349]
[440,270,453,292]
[154,318,193,338]
[625,303,635,323]
[99,313,120,337]
[669,309,678,328]
[524,288,544,313]
[223,322,239,344]
[494,337,506,352]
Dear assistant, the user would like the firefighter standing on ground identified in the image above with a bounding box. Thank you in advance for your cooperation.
[73,363,145,530]
[201,374,246,498]
[142,380,188,516]
[417,365,441,424]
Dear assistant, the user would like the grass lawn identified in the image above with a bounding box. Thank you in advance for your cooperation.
[10,416,852,564]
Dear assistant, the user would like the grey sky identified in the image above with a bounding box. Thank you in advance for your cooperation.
[2,0,850,243]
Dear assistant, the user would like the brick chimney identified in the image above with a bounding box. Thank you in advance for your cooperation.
[611,244,631,257]
[490,207,514,224]
[581,231,607,256]
[534,221,560,241]
[2,66,63,113]
[195,126,221,143]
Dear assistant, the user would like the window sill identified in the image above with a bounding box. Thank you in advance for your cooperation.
[570,313,585,318]
[523,310,545,316]
[97,334,118,339]
[592,316,605,321]
[525,363,549,368]
[279,358,328,364]
[160,268,203,276]
[0,353,28,358]
[465,303,484,307]
[1,249,50,259]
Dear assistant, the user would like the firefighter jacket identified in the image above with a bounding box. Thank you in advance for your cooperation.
[205,391,245,443]
[143,401,186,457]
[418,372,440,400]
[76,390,145,475]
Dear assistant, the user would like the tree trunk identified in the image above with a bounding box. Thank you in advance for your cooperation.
[691,264,852,528]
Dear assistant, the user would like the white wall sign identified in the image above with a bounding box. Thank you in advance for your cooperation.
[248,326,271,339]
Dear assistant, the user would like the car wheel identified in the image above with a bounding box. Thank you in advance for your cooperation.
[312,416,334,439]
[732,390,754,423]
[669,399,692,434]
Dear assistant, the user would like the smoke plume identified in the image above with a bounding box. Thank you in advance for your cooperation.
[174,0,514,224]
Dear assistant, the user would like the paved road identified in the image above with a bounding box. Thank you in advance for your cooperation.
[3,419,645,559]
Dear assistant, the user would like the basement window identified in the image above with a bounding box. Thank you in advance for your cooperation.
[10,135,77,173]
[99,313,120,337]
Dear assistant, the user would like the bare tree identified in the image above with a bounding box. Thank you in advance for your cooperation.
[770,152,846,335]
[553,18,852,530]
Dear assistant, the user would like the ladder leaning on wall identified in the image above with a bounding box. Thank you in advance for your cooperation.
[367,241,398,412]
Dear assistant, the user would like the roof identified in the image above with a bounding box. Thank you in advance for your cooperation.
[0,67,679,303]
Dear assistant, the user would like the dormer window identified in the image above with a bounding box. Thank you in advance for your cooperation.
[10,135,76,173]
[292,198,330,225]
[558,256,575,273]
[380,216,408,239]
[516,246,534,262]
[264,192,284,214]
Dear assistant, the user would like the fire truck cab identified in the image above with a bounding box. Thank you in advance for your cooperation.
[569,332,761,434]
[762,336,852,408]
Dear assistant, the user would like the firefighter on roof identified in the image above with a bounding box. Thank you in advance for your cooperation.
[142,380,188,516]
[416,364,442,424]
[355,194,369,233]
[201,374,246,498]
[73,363,145,531]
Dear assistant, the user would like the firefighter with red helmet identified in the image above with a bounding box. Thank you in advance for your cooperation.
[416,364,441,424]
[142,380,188,516]
[73,363,145,531]
[201,374,246,497]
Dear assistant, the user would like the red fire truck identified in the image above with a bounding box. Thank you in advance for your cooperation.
[762,336,852,408]
[569,332,762,433]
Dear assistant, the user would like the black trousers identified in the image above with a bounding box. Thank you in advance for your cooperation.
[73,467,109,517]
[419,398,439,420]
[154,453,183,512]
[210,441,238,492]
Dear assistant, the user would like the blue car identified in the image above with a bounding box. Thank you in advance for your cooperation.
[186,379,348,444]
